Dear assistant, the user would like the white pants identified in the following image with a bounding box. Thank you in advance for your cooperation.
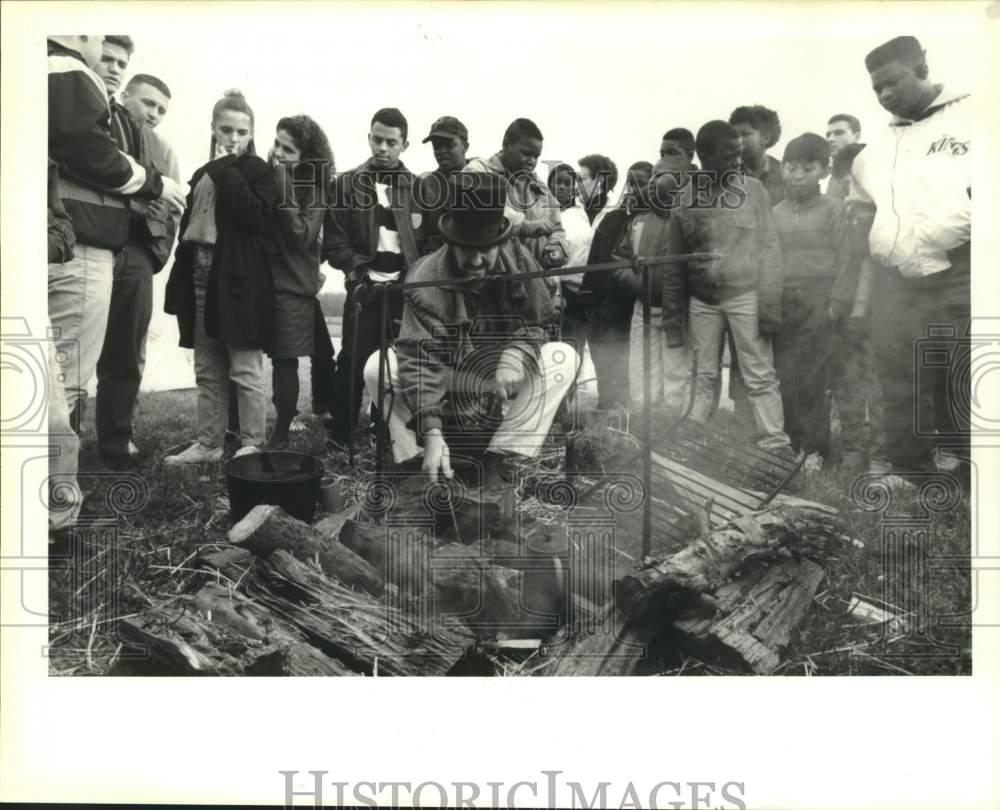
[364,342,579,463]
[628,302,692,409]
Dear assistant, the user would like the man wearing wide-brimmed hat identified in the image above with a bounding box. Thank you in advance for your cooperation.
[362,172,579,483]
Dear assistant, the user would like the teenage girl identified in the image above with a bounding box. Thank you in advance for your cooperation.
[265,114,334,447]
[164,89,277,464]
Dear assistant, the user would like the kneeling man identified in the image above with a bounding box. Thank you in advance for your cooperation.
[363,173,578,483]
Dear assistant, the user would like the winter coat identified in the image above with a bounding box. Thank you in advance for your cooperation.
[847,85,970,278]
[165,154,277,349]
[47,41,161,251]
[322,159,424,282]
[395,239,556,438]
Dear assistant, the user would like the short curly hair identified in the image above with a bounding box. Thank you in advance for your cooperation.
[577,153,619,193]
[277,114,336,187]
[729,105,782,149]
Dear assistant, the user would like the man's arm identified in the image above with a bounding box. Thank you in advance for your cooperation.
[322,173,368,282]
[755,190,783,336]
[48,69,160,198]
[827,200,858,320]
[661,213,689,346]
[395,295,452,439]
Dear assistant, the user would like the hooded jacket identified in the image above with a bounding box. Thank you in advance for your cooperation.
[466,152,569,268]
[847,86,970,278]
[394,239,555,438]
[47,41,162,251]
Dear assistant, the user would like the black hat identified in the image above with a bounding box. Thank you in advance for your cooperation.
[422,115,469,144]
[437,173,513,249]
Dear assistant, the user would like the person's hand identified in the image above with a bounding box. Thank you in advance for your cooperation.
[521,220,552,239]
[422,429,453,483]
[543,244,566,267]
[146,198,170,222]
[493,348,526,401]
[158,175,189,213]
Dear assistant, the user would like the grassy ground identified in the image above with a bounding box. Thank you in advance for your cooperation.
[48,381,972,676]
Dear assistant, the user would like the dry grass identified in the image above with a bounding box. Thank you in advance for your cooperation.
[49,388,972,676]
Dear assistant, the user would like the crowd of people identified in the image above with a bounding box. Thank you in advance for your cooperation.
[46,33,971,536]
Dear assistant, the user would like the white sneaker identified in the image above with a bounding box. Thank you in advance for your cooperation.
[803,452,823,475]
[289,417,308,434]
[163,442,223,466]
[127,440,140,458]
[233,445,261,458]
[933,447,961,472]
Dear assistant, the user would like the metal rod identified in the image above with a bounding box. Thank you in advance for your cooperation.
[374,285,390,480]
[641,261,652,560]
[387,252,724,291]
[347,295,362,468]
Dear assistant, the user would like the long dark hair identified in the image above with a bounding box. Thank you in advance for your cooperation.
[275,114,335,202]
[209,88,256,160]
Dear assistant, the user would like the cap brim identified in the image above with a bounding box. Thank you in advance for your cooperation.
[438,214,513,248]
[422,129,450,143]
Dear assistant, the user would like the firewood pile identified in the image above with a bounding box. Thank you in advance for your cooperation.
[115,431,849,675]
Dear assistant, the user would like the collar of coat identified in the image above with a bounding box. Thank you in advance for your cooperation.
[348,158,414,187]
[485,152,547,194]
[405,239,538,322]
[890,84,970,126]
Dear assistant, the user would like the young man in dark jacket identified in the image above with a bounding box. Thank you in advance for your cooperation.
[582,161,653,410]
[322,108,426,446]
[47,35,186,435]
[662,121,791,451]
[93,41,183,468]
[363,173,577,484]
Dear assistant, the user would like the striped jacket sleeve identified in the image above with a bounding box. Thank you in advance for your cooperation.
[47,56,160,197]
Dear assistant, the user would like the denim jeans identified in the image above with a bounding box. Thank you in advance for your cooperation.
[47,318,82,531]
[364,343,579,463]
[192,248,265,448]
[687,290,790,449]
[47,244,114,415]
[629,301,693,410]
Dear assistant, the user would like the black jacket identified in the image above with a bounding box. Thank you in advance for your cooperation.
[165,154,277,349]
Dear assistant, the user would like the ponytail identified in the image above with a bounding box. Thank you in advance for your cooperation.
[209,88,256,159]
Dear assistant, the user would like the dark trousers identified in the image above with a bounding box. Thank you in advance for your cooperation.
[310,298,337,413]
[871,244,971,469]
[329,282,404,443]
[831,328,885,461]
[773,293,834,457]
[95,241,154,459]
[588,297,634,410]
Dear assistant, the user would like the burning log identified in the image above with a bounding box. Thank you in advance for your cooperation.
[229,504,383,596]
[617,502,843,621]
[669,558,826,674]
[250,550,475,676]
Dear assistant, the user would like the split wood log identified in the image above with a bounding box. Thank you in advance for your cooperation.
[669,558,825,674]
[249,550,475,676]
[617,501,843,621]
[245,643,358,676]
[229,505,383,596]
[536,604,651,676]
[116,582,305,675]
[338,518,432,595]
